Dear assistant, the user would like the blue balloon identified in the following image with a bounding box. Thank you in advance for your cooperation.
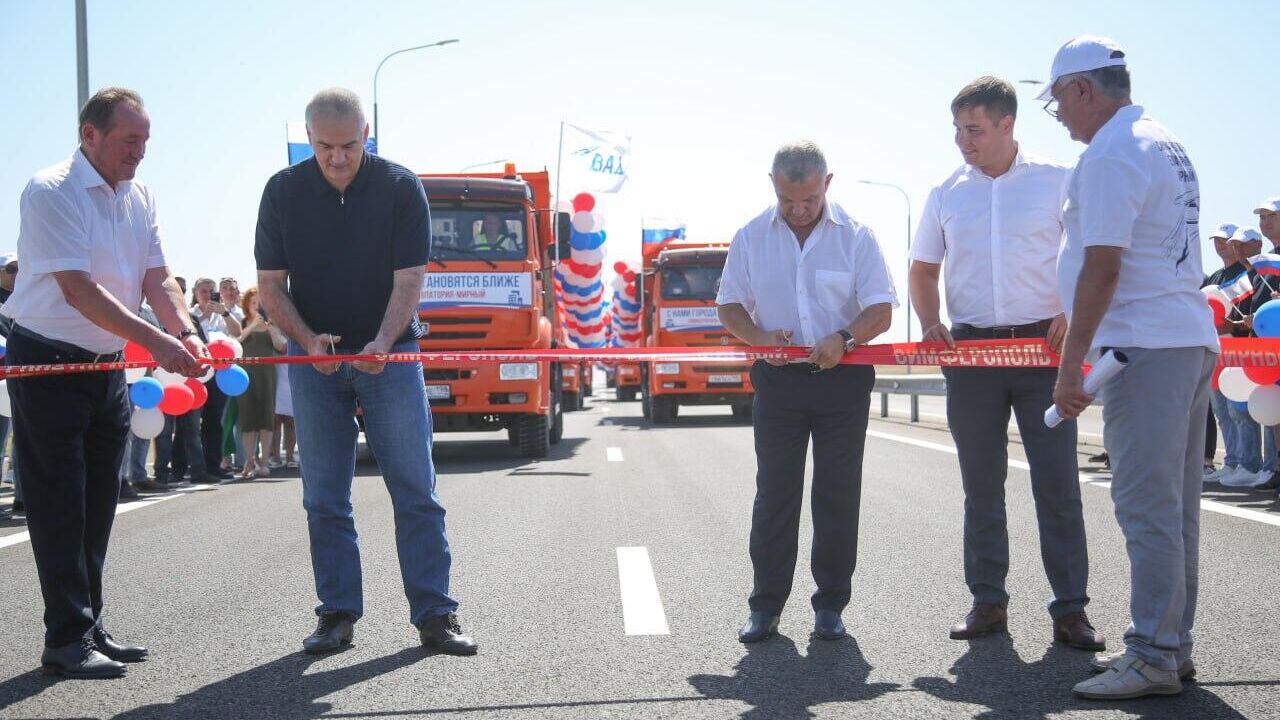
[1254,299,1280,338]
[215,365,250,396]
[0,336,6,359]
[568,230,607,251]
[129,377,165,409]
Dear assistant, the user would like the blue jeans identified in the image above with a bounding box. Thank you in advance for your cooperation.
[120,433,149,483]
[289,341,456,626]
[1208,390,1238,467]
[1227,402,1275,472]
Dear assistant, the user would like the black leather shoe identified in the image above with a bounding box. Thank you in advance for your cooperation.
[93,626,148,663]
[738,611,780,643]
[418,613,477,656]
[119,483,140,500]
[133,479,167,493]
[814,610,847,640]
[40,637,126,679]
[303,612,354,654]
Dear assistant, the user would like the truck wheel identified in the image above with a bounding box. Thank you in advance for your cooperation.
[550,375,564,445]
[517,413,550,458]
[564,391,581,412]
[507,425,519,446]
[641,386,652,419]
[732,401,753,420]
[619,387,635,402]
[652,395,678,425]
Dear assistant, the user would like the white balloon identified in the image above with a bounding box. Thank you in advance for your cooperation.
[0,380,10,418]
[130,406,165,439]
[1220,367,1259,402]
[555,200,575,215]
[197,365,215,384]
[590,213,606,233]
[571,247,605,266]
[227,338,244,359]
[571,211,595,234]
[1248,384,1280,426]
[153,367,187,387]
[125,367,147,384]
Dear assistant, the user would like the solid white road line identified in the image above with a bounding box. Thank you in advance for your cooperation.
[607,447,624,462]
[867,429,1280,529]
[0,487,199,551]
[616,546,670,635]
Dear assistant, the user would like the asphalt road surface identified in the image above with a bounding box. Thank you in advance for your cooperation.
[1,381,1277,719]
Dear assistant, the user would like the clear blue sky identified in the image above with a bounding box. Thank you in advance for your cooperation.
[3,0,1276,341]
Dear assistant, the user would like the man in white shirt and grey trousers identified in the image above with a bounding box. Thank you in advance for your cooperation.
[717,141,895,643]
[909,76,1103,651]
[1043,37,1218,700]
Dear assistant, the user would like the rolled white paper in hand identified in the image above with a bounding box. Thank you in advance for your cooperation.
[1044,349,1129,428]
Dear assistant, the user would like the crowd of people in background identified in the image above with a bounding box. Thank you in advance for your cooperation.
[1199,198,1280,495]
[0,269,300,517]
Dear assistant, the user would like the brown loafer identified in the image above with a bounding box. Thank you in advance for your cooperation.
[949,603,1008,640]
[1054,610,1106,651]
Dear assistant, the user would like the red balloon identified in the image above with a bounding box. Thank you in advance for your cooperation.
[624,270,637,282]
[124,341,152,364]
[1207,296,1226,327]
[1244,365,1280,385]
[572,192,595,213]
[613,261,628,274]
[159,383,195,416]
[207,339,236,370]
[185,377,209,409]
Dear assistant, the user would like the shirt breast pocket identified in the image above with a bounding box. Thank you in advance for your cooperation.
[815,269,854,312]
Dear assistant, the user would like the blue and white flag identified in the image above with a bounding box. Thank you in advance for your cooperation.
[559,122,630,194]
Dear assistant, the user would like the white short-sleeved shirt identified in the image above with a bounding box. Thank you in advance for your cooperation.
[716,201,898,346]
[3,150,166,353]
[911,151,1070,327]
[1057,105,1218,352]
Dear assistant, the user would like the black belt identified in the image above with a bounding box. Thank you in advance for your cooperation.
[10,324,124,363]
[952,319,1053,339]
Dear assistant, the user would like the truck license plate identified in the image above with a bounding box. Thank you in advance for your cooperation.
[708,374,741,384]
[425,384,451,400]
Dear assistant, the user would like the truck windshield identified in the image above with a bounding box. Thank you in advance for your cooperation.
[660,265,722,301]
[429,203,527,261]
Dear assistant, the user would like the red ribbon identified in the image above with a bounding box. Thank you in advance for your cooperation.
[0,337,1265,380]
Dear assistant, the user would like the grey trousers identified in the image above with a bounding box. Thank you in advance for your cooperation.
[1102,346,1215,671]
[943,346,1089,619]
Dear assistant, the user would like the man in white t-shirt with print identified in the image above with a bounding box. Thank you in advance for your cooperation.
[1043,36,1218,700]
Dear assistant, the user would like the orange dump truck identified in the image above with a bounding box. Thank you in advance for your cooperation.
[416,166,567,457]
[638,242,754,423]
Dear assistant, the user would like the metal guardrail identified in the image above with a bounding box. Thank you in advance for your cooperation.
[874,374,945,423]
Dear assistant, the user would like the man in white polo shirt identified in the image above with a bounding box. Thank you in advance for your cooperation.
[1043,37,1218,699]
[910,76,1102,651]
[3,87,208,679]
[717,140,895,643]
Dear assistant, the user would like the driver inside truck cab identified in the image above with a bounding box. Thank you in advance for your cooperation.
[472,212,516,252]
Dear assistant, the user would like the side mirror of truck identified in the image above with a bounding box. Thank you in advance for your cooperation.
[556,212,573,261]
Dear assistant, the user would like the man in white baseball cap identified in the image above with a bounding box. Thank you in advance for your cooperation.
[1045,35,1218,700]
[1256,197,1280,248]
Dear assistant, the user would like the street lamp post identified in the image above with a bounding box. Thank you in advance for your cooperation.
[372,38,459,151]
[857,180,913,345]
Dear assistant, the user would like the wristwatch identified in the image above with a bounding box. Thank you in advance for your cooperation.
[178,328,197,340]
[837,329,856,352]
[221,311,230,318]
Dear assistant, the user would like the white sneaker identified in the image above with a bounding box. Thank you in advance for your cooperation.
[1074,653,1182,699]
[1205,465,1238,483]
[1221,466,1263,487]
[1091,650,1195,680]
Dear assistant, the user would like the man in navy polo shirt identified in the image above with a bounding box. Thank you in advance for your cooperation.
[255,87,475,656]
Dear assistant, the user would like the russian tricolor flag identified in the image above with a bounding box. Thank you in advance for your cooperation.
[641,218,686,260]
[1248,253,1280,277]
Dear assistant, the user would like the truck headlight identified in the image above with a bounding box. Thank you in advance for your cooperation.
[499,362,539,381]
[563,367,577,377]
[655,362,680,375]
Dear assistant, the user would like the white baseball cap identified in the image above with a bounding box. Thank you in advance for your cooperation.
[1254,197,1280,214]
[1209,222,1240,240]
[1230,227,1264,244]
[1036,36,1128,101]
[0,252,16,267]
